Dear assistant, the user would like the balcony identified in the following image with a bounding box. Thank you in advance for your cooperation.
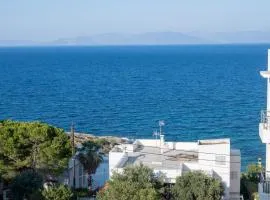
[259,181,270,200]
[259,110,270,143]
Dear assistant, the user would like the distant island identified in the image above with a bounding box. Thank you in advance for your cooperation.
[1,31,270,46]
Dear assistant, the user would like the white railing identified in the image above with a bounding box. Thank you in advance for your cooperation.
[259,181,270,194]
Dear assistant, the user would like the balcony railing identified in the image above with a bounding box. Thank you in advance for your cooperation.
[261,110,270,129]
[259,181,270,194]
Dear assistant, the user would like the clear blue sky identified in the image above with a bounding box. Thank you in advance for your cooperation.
[1,0,270,41]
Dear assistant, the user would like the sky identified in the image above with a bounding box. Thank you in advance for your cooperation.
[1,0,270,41]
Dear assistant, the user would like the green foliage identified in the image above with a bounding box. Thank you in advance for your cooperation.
[77,140,104,174]
[97,164,163,200]
[93,138,118,154]
[42,184,73,200]
[241,163,262,200]
[73,188,90,197]
[10,170,43,200]
[172,171,224,200]
[246,163,262,183]
[77,140,104,190]
[0,120,72,180]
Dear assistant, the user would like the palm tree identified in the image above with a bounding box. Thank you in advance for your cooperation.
[77,141,104,191]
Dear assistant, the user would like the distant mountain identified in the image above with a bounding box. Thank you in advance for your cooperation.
[0,40,37,46]
[189,31,270,44]
[1,31,270,46]
[49,32,210,46]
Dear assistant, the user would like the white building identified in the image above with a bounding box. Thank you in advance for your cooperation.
[258,49,270,199]
[67,156,109,190]
[109,136,241,200]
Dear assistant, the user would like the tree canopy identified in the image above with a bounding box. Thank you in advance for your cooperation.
[172,171,224,200]
[0,120,72,180]
[240,163,263,200]
[97,164,163,200]
[77,140,104,191]
[11,170,43,200]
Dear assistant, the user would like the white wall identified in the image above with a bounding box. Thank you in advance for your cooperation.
[174,142,198,151]
[136,139,161,147]
[109,151,126,177]
[198,142,231,200]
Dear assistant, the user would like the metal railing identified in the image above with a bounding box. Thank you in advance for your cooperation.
[260,181,270,193]
[261,110,270,129]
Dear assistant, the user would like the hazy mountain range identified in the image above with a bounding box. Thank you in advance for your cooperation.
[1,31,270,46]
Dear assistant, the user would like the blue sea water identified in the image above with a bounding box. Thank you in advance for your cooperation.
[0,45,269,169]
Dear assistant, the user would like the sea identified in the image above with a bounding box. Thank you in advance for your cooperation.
[0,44,269,169]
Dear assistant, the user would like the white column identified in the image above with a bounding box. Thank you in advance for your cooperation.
[267,50,270,112]
[267,50,270,179]
[266,144,270,179]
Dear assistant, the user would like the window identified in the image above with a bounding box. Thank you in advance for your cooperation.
[215,155,226,165]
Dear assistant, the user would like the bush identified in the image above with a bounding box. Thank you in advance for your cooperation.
[42,184,73,200]
[172,171,224,200]
[73,188,90,197]
[97,164,163,200]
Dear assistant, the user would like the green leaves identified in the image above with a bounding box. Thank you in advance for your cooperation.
[42,184,73,200]
[97,164,162,200]
[77,140,104,174]
[11,170,43,200]
[0,120,72,180]
[171,171,224,200]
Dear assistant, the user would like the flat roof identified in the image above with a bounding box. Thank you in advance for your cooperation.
[117,145,198,170]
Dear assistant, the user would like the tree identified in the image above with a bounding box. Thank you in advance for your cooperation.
[0,120,72,180]
[241,163,263,200]
[10,170,43,200]
[172,171,224,200]
[42,184,73,200]
[246,163,263,183]
[77,140,104,191]
[97,164,163,200]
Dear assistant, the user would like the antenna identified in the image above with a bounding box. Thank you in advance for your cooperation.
[153,130,158,147]
[159,120,165,135]
[158,120,165,154]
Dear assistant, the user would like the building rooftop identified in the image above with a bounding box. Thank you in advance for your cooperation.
[116,145,198,170]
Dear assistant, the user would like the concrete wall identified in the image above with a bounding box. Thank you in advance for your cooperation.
[174,142,198,151]
[230,149,241,200]
[109,151,127,177]
[198,141,231,200]
[136,139,161,147]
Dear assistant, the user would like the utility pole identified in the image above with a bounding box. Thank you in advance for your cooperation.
[71,122,75,155]
[71,122,76,188]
